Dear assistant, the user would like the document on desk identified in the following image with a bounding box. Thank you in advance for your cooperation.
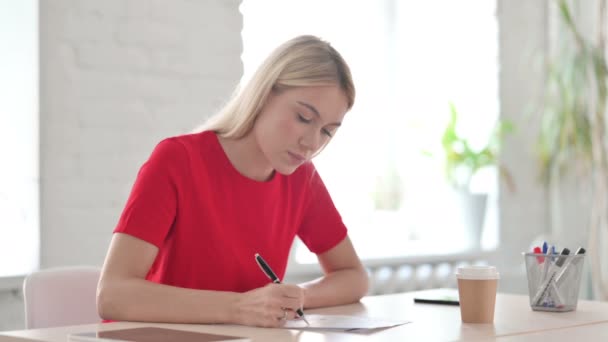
[284,314,409,331]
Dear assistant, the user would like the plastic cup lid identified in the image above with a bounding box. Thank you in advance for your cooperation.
[455,266,500,280]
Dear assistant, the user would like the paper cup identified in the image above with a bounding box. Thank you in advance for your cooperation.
[456,266,499,323]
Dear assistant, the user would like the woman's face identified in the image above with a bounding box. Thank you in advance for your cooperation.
[252,84,349,175]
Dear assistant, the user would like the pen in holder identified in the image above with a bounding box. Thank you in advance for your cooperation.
[523,249,586,312]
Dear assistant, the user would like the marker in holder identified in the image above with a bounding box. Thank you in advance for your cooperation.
[523,248,586,312]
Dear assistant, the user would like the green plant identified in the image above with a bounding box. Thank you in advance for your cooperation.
[538,0,608,299]
[538,1,597,183]
[441,103,513,190]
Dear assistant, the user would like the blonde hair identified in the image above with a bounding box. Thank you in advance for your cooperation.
[201,35,355,138]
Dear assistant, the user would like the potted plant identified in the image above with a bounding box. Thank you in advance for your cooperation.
[442,103,513,190]
[441,103,513,249]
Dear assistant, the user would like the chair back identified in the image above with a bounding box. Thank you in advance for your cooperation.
[23,266,101,329]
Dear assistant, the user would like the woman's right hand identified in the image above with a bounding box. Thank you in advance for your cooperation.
[233,283,306,327]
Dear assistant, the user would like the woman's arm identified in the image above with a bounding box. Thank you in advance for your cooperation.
[97,233,304,327]
[299,236,369,308]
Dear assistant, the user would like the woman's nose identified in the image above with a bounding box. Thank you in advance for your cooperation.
[299,130,322,152]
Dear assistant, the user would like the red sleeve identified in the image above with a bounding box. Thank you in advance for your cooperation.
[297,166,348,254]
[114,138,184,248]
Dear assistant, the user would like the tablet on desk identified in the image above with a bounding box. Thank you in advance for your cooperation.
[413,288,460,306]
[68,327,251,342]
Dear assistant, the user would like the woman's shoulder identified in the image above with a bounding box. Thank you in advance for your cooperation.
[161,130,215,146]
[149,130,226,174]
[153,131,216,154]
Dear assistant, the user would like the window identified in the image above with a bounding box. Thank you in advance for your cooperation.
[241,0,499,263]
[0,0,39,277]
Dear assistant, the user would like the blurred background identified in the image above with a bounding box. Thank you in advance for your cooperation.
[1,0,607,330]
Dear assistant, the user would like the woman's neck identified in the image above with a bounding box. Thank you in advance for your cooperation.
[216,133,274,182]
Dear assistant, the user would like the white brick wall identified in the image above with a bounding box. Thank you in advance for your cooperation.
[0,0,242,331]
[40,0,242,268]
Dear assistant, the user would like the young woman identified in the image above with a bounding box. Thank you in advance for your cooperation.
[97,35,369,328]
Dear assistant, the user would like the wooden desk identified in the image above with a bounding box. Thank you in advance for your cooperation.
[2,290,608,341]
[497,321,608,341]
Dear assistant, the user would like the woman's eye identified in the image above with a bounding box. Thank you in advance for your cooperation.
[297,113,312,123]
[322,128,333,137]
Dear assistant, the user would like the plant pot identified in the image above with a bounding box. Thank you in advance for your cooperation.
[453,188,488,250]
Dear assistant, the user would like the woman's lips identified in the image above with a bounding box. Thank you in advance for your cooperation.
[288,151,306,164]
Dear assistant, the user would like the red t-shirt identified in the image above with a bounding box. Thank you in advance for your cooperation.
[114,131,347,292]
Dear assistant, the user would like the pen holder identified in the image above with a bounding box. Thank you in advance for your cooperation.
[523,252,585,312]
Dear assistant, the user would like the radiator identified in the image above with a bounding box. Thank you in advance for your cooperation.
[364,251,493,295]
[284,251,493,295]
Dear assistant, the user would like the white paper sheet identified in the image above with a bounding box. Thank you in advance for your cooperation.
[283,314,409,331]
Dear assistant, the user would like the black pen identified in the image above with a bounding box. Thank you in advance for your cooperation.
[254,253,310,325]
[554,247,586,284]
